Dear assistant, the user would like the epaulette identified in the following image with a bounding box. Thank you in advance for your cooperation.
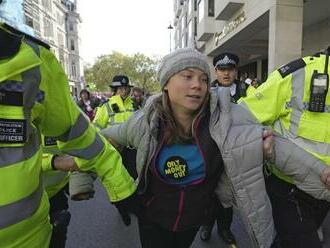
[4,23,50,50]
[277,58,306,78]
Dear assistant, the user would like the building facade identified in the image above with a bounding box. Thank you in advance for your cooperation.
[23,0,84,96]
[173,0,330,81]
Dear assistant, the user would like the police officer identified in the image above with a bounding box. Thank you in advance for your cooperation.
[93,75,135,129]
[211,52,249,102]
[240,49,330,247]
[93,75,137,225]
[0,2,136,247]
[93,75,138,179]
[199,52,245,245]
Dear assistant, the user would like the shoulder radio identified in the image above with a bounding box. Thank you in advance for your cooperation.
[308,53,329,112]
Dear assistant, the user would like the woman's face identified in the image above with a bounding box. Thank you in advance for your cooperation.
[81,92,89,101]
[165,68,208,115]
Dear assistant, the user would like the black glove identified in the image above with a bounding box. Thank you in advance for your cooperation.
[113,191,144,218]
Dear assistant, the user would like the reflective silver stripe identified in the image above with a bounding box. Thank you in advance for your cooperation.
[0,139,40,168]
[44,171,68,187]
[274,120,330,157]
[57,113,89,142]
[0,177,43,229]
[106,103,116,126]
[62,133,104,159]
[288,68,305,135]
[111,81,122,87]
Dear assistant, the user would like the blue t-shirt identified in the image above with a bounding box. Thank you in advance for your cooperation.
[156,143,205,186]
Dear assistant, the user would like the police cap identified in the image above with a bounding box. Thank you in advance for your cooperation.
[213,52,239,69]
[109,75,133,88]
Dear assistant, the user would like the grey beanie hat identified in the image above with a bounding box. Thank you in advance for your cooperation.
[157,48,211,89]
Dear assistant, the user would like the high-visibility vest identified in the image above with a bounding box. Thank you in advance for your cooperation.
[93,94,135,129]
[241,54,330,183]
[0,24,136,248]
[237,85,256,103]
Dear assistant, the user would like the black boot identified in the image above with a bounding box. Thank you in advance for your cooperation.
[217,205,235,244]
[199,225,212,241]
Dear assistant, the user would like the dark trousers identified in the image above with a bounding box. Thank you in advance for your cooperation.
[49,184,70,248]
[138,218,199,248]
[116,147,138,224]
[266,174,330,248]
[121,147,138,179]
[216,204,233,231]
[204,199,233,231]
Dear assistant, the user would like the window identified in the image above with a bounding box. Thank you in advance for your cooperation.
[58,31,64,46]
[43,17,53,38]
[25,15,34,28]
[198,0,204,23]
[70,39,75,51]
[194,0,197,11]
[71,62,76,77]
[69,22,74,31]
[57,12,64,26]
[208,0,214,17]
[42,0,52,12]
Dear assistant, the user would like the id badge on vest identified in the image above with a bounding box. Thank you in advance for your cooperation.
[0,89,27,146]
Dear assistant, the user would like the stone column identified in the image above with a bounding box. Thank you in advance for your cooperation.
[268,0,303,73]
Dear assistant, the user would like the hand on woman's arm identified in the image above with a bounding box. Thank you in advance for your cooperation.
[321,167,330,189]
[53,155,79,172]
[262,129,273,161]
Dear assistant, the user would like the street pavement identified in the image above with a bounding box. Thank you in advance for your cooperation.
[67,180,330,248]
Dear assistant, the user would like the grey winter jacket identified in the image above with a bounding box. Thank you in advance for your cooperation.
[102,87,330,248]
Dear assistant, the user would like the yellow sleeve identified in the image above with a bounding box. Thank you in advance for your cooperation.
[35,47,136,202]
[93,104,109,130]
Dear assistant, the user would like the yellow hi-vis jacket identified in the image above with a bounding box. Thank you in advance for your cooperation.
[240,54,330,183]
[0,24,136,248]
[41,136,69,198]
[93,94,135,129]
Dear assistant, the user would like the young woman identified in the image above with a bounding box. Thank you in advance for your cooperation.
[77,89,96,121]
[103,48,330,248]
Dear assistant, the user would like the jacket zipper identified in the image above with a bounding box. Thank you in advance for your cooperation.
[173,190,185,231]
[171,115,205,231]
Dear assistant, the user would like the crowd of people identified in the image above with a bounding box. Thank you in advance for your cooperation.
[1,1,330,248]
